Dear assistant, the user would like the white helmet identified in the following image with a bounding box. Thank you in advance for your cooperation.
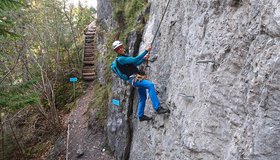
[112,40,123,50]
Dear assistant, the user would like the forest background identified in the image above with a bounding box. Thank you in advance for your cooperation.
[0,0,96,159]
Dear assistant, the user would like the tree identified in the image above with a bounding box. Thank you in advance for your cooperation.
[0,0,96,158]
[0,0,25,37]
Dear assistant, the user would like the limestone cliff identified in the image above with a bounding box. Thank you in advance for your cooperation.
[96,0,280,160]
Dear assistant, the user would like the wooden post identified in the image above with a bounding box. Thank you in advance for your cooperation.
[69,77,78,100]
[1,111,4,160]
[66,122,70,160]
[73,82,76,99]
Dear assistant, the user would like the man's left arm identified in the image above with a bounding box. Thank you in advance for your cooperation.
[135,52,150,66]
[135,58,145,65]
[134,45,152,66]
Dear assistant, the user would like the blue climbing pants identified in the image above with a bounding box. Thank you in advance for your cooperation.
[129,78,160,118]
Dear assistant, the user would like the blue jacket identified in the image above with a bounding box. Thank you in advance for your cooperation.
[117,50,148,66]
[116,50,148,78]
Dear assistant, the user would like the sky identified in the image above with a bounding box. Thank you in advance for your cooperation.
[67,0,97,8]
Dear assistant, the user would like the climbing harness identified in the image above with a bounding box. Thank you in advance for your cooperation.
[145,0,172,69]
[135,74,147,81]
[130,74,147,87]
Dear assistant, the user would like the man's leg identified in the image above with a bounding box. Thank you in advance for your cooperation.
[137,87,147,118]
[133,79,160,111]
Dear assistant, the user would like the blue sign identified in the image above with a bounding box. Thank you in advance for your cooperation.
[70,77,78,82]
[112,99,120,106]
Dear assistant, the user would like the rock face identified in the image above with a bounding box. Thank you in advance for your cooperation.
[96,1,134,159]
[95,0,114,85]
[97,0,280,160]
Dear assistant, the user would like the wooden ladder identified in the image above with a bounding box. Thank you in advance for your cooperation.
[82,23,96,81]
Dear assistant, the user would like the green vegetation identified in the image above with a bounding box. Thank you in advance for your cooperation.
[0,0,96,159]
[55,74,83,109]
[112,0,148,40]
[90,82,112,121]
[0,80,39,111]
[0,0,24,37]
[1,0,95,112]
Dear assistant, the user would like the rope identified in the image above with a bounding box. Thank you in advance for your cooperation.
[151,0,172,45]
[145,0,171,70]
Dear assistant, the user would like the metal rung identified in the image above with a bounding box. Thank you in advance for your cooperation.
[196,60,215,64]
[178,93,195,99]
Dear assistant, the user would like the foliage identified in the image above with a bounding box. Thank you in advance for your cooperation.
[0,0,96,159]
[1,0,95,111]
[0,80,39,111]
[0,0,25,37]
[112,0,147,40]
[55,76,83,109]
[90,82,111,121]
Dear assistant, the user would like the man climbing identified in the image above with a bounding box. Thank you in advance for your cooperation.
[111,40,170,122]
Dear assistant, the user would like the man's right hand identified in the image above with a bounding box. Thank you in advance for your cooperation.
[145,45,152,52]
[144,54,150,60]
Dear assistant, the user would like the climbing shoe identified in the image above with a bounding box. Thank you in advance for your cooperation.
[156,107,170,114]
[139,115,152,122]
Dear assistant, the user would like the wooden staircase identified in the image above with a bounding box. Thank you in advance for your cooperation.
[82,24,96,81]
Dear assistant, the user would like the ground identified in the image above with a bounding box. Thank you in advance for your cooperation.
[66,84,113,160]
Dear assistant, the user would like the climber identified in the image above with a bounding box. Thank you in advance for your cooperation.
[112,40,170,122]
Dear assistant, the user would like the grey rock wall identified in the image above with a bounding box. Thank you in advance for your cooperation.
[129,0,280,160]
[96,0,129,158]
[96,0,114,85]
[96,1,142,159]
[96,0,280,159]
